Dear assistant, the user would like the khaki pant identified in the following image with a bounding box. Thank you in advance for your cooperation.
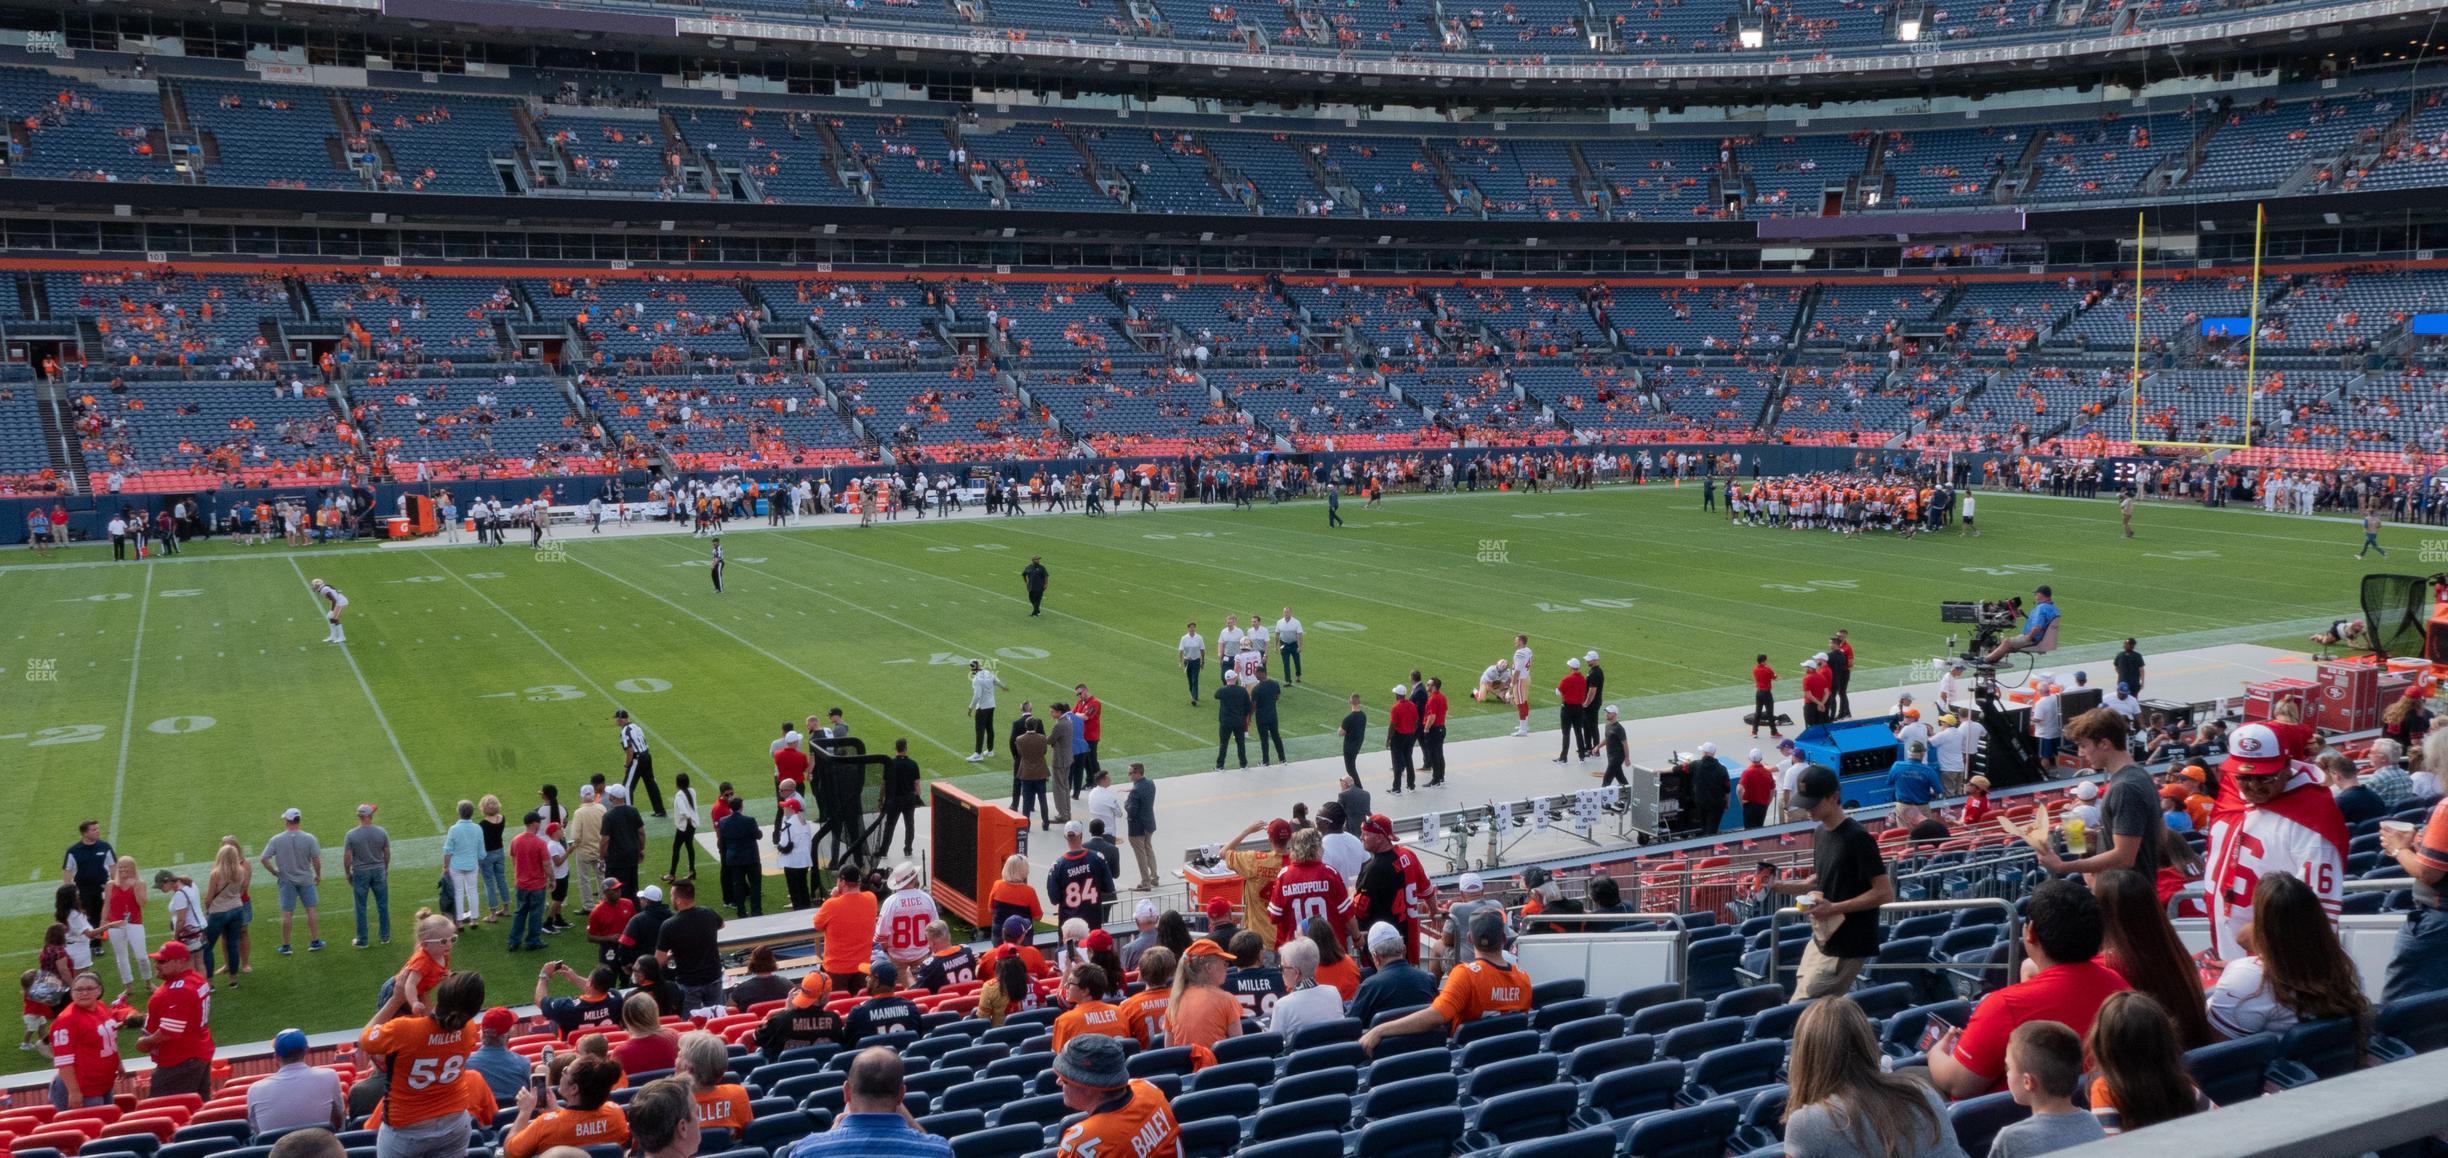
[1129,834,1158,888]
[573,852,603,912]
[1794,938,1868,999]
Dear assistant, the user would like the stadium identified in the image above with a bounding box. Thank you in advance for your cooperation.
[7,0,2448,1151]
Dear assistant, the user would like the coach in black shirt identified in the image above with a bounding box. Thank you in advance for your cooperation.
[1762,765,1891,999]
[601,785,646,896]
[1214,670,1251,771]
[1337,694,1368,782]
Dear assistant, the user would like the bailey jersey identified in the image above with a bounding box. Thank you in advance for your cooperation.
[2204,765,2349,959]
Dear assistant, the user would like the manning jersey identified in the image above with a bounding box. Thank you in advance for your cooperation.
[913,945,979,992]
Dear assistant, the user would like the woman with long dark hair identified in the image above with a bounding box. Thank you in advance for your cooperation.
[2092,869,2212,1048]
[2206,871,2368,1039]
[666,772,698,884]
[2086,991,2211,1134]
[1783,997,1966,1158]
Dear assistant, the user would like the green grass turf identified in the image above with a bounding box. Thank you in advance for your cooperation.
[0,484,2416,1068]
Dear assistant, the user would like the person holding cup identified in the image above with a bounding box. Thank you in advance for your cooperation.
[2377,732,2448,1002]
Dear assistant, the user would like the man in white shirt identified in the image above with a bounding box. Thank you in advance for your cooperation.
[1509,634,1534,736]
[1936,661,1968,715]
[2106,681,2143,725]
[966,660,1006,763]
[1893,707,1931,752]
[1275,607,1306,683]
[1776,745,1813,823]
[1927,715,1968,790]
[773,798,814,909]
[1317,803,1368,886]
[1178,620,1206,707]
[1246,614,1270,661]
[1085,772,1122,838]
[1265,936,1346,1045]
[1217,615,1244,668]
[108,514,129,561]
[2031,676,2064,771]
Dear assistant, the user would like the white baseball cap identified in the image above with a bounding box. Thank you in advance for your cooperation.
[1566,657,1582,669]
[2072,782,2099,801]
[1366,922,1405,953]
[1813,652,1829,662]
[1457,872,1485,893]
[1392,684,1408,696]
[636,885,664,903]
[579,784,597,800]
[606,783,628,800]
[1748,748,1763,762]
[1134,899,1160,922]
[1584,651,1599,662]
[1698,742,1717,756]
[281,807,302,822]
[1224,669,1239,682]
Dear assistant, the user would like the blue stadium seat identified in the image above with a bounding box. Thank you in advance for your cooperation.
[1746,1002,1809,1042]
[1454,1012,1531,1048]
[1567,1035,1655,1082]
[1584,1059,1688,1121]
[1544,1013,1624,1056]
[80,1138,161,1158]
[741,1110,819,1152]
[948,1124,1043,1158]
[1126,1046,1198,1078]
[1355,1072,1460,1123]
[1371,1029,1450,1059]
[1456,1029,1542,1071]
[913,1110,986,1141]
[1352,1106,1466,1158]
[1533,997,1608,1031]
[2186,1032,2284,1106]
[979,1024,1038,1048]
[1707,984,1786,1022]
[1284,1019,1359,1050]
[1176,1115,1242,1158]
[1495,1126,1617,1157]
[939,1076,1026,1115]
[943,1044,1007,1072]
[1618,1100,1741,1158]
[1235,1132,1344,1158]
[985,1051,1056,1080]
[1188,1057,1276,1092]
[1948,1091,2029,1157]
[1266,1065,1359,1105]
[764,1072,835,1103]
[1249,1093,1350,1142]
[1464,1053,1558,1103]
[1890,913,1954,941]
[697,1128,734,1153]
[1733,1086,1789,1151]
[1681,1041,1788,1104]
[990,1093,1070,1130]
[1280,1041,1367,1076]
[906,1066,976,1100]
[1364,1048,1452,1089]
[172,1123,254,1148]
[1613,983,1685,1020]
[1631,999,1708,1037]
[1171,1083,1261,1124]
[1215,1031,1286,1063]
[1531,978,1589,1006]
[2268,1018,2362,1087]
[1687,937,1745,1001]
[1461,1085,1581,1150]
[1881,1001,1970,1058]
[799,1086,848,1119]
[2377,991,2448,1054]
[698,1148,768,1158]
[1659,1016,1746,1061]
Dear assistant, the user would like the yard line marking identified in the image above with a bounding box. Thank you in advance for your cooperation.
[288,556,443,832]
[427,554,708,781]
[106,565,153,835]
[561,551,960,763]
[714,545,1210,747]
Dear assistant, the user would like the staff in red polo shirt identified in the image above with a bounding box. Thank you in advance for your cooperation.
[771,726,809,799]
[138,941,214,1098]
[1801,656,1834,726]
[1420,678,1449,788]
[1073,683,1103,785]
[1751,654,1782,739]
[1386,687,1420,795]
[1554,659,1588,765]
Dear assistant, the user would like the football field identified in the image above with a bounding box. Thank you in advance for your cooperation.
[0,481,2409,1065]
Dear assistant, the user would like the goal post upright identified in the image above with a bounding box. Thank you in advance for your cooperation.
[2129,204,2266,455]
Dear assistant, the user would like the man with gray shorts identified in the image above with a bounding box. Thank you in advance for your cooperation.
[259,808,327,954]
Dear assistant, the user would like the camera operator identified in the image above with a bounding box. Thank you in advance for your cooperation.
[1984,585,2059,664]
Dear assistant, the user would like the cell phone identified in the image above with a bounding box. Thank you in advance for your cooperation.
[535,1045,555,1095]
[1917,1013,1954,1053]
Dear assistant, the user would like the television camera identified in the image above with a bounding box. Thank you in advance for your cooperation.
[1940,596,2024,671]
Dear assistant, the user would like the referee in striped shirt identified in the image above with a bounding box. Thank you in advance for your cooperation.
[614,710,667,817]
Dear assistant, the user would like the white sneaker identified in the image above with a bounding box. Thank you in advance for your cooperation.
[964,752,984,763]
[1513,723,1529,736]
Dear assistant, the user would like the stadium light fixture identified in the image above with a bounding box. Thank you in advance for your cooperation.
[1897,15,1922,40]
[1738,22,1763,48]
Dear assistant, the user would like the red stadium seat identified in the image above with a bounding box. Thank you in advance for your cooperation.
[100,1116,179,1142]
[14,1128,91,1155]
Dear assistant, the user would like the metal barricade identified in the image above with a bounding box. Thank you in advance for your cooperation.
[1506,910,1696,1000]
[1890,848,2047,906]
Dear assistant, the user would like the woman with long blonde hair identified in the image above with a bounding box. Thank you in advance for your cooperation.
[478,794,511,921]
[1783,997,1965,1158]
[99,857,147,990]
[611,991,680,1077]
[202,844,249,985]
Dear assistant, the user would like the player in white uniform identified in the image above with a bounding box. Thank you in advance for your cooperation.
[1473,660,1512,703]
[310,579,348,644]
[2204,723,2349,960]
[1508,634,1533,736]
[874,862,941,970]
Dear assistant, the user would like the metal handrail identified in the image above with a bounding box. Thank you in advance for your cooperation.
[1494,909,1695,998]
[1762,895,2024,986]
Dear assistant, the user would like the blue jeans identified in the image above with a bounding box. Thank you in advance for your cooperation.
[203,907,245,979]
[352,867,391,944]
[479,849,510,913]
[509,887,546,949]
[2383,907,2448,1004]
[49,1075,111,1110]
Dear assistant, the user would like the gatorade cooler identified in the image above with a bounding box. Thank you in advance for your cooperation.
[2315,662,2379,733]
[386,517,410,539]
[1181,862,1243,920]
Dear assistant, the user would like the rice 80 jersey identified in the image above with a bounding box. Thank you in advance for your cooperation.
[876,888,940,966]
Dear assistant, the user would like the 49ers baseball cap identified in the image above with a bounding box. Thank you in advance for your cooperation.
[1361,814,1396,840]
[2222,722,2292,778]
